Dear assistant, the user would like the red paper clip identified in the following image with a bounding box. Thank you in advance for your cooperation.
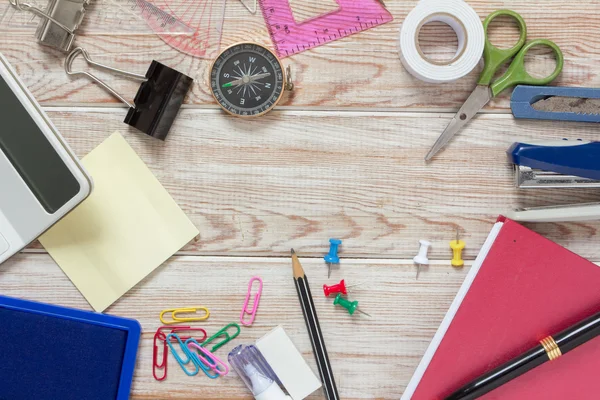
[170,327,207,342]
[153,330,170,381]
[240,276,263,326]
[152,326,207,381]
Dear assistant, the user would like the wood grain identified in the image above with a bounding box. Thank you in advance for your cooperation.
[0,253,469,399]
[0,0,598,108]
[23,108,600,261]
[2,1,599,398]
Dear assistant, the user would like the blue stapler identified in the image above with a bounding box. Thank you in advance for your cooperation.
[507,140,600,222]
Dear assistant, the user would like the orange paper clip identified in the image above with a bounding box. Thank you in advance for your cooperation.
[240,276,263,326]
[160,307,210,325]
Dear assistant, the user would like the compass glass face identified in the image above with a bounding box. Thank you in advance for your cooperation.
[210,43,284,117]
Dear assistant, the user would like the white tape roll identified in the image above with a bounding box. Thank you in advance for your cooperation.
[399,0,485,83]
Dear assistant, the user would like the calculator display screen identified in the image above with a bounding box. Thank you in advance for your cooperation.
[0,74,80,214]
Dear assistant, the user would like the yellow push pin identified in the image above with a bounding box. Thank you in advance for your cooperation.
[450,228,465,267]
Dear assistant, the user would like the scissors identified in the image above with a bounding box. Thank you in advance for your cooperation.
[425,10,564,161]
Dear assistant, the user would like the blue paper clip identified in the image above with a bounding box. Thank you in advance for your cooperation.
[166,333,199,376]
[201,322,241,352]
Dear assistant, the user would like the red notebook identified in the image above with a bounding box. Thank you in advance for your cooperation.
[402,217,600,400]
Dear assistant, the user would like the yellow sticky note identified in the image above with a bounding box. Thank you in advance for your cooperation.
[39,133,199,312]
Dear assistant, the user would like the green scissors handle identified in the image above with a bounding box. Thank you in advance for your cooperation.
[478,9,564,97]
[477,10,527,86]
[478,10,528,86]
[490,39,564,97]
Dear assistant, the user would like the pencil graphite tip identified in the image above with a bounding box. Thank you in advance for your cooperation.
[291,248,304,278]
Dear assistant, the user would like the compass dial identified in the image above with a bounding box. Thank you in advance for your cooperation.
[210,43,285,117]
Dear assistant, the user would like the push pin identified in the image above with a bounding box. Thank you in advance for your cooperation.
[324,238,342,279]
[333,294,371,317]
[324,279,347,297]
[65,47,193,141]
[413,240,431,280]
[323,279,360,297]
[450,229,466,267]
[10,0,90,52]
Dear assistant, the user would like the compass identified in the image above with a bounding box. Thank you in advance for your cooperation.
[210,42,293,117]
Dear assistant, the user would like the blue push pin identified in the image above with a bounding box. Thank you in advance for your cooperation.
[324,239,342,279]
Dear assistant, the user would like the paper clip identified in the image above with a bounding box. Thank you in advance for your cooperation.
[201,323,241,352]
[155,325,188,341]
[186,339,229,379]
[168,327,207,342]
[153,330,169,381]
[64,47,193,141]
[166,333,199,377]
[9,0,89,52]
[153,326,207,381]
[240,276,263,326]
[159,307,210,325]
[185,339,229,377]
[153,326,191,381]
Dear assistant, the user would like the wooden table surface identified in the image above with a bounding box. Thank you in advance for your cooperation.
[1,0,599,399]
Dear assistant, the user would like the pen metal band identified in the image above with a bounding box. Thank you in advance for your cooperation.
[540,336,562,361]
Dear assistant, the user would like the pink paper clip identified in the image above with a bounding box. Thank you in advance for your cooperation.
[187,341,230,376]
[240,276,263,326]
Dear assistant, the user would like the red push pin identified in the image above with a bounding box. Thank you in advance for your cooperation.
[323,280,348,297]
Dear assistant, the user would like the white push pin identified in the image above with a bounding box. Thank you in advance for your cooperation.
[413,240,431,280]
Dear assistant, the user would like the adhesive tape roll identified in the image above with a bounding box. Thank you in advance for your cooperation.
[399,0,485,83]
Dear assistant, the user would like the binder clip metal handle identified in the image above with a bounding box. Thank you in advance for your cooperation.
[65,47,146,108]
[9,0,73,34]
[65,47,193,141]
[10,0,89,52]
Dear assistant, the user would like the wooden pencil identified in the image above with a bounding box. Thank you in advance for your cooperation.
[291,249,339,400]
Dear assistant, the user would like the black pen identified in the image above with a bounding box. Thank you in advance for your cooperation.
[445,311,600,400]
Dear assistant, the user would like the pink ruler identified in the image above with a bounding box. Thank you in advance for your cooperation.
[258,0,393,58]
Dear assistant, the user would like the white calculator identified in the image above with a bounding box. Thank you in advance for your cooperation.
[0,53,92,265]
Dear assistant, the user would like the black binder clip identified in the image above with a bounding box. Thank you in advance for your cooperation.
[10,0,89,52]
[65,47,193,140]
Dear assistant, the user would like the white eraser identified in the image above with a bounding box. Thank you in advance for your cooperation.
[256,326,322,400]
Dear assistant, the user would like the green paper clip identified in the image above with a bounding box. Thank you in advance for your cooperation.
[201,322,241,352]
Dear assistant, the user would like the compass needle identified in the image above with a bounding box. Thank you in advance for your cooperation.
[222,78,244,88]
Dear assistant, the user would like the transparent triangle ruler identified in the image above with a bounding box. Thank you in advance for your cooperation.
[0,0,226,58]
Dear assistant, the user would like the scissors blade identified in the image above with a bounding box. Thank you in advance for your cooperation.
[425,85,492,161]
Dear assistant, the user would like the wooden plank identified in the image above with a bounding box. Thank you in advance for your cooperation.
[0,1,598,108]
[22,108,600,260]
[0,253,468,399]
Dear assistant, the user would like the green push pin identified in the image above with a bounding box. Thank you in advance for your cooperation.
[333,294,371,317]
